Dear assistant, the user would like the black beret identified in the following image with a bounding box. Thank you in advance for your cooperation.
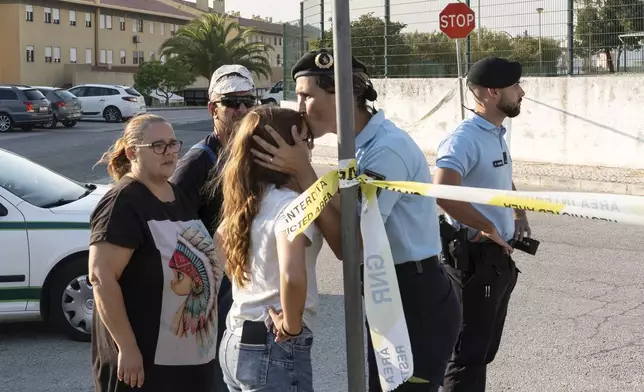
[467,57,522,89]
[291,48,369,81]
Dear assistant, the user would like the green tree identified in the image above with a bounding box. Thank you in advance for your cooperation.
[133,58,197,106]
[159,13,273,81]
[574,0,644,73]
[309,13,412,77]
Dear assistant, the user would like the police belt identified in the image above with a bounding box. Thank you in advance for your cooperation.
[360,256,440,295]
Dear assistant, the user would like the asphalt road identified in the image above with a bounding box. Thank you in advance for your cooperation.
[2,117,644,392]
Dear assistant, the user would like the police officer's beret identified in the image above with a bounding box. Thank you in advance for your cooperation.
[467,57,522,89]
[291,48,369,81]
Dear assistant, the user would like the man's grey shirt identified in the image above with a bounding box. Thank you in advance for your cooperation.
[435,112,515,241]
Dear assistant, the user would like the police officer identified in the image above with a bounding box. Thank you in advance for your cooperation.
[250,48,462,392]
[433,57,531,392]
[169,64,256,391]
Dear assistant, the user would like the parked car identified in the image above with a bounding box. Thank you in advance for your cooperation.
[0,85,52,132]
[0,147,109,341]
[32,86,83,129]
[68,84,146,123]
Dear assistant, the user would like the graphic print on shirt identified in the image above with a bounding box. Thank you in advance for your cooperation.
[148,220,224,366]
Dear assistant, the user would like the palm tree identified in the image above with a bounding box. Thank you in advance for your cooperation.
[159,13,274,81]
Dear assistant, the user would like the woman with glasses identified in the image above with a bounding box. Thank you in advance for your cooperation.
[210,105,320,392]
[88,114,224,392]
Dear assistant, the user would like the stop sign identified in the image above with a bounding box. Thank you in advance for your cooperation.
[439,2,476,39]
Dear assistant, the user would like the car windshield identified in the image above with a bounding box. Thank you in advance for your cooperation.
[0,149,87,208]
[55,89,77,100]
[23,89,47,100]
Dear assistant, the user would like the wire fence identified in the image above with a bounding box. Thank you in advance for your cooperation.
[282,0,644,99]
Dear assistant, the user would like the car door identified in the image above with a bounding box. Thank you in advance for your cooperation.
[70,86,103,117]
[0,193,30,312]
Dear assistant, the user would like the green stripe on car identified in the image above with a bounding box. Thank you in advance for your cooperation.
[0,221,90,230]
[0,287,41,301]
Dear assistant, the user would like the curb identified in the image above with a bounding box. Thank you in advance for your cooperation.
[147,106,208,112]
[310,156,644,196]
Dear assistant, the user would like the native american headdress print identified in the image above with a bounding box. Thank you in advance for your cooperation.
[168,226,224,355]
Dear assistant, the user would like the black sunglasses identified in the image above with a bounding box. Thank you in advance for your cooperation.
[215,96,257,109]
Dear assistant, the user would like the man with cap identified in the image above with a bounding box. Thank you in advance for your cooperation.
[250,48,462,392]
[170,64,256,391]
[433,56,531,391]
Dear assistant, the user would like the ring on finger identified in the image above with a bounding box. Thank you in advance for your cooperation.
[270,156,274,163]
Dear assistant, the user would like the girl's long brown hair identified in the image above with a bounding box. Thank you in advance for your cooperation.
[219,105,304,288]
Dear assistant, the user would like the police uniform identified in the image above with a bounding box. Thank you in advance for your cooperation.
[292,49,463,392]
[435,57,522,392]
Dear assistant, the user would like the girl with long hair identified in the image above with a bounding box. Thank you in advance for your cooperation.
[214,105,320,392]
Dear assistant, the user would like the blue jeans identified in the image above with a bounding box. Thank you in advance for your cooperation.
[219,325,314,392]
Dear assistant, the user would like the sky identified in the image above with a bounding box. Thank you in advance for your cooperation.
[216,0,567,40]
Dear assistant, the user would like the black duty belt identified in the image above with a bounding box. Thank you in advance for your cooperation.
[395,255,440,275]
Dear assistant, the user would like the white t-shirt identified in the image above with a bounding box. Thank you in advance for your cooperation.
[226,185,323,335]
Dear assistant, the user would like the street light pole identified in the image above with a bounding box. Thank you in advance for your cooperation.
[537,7,543,74]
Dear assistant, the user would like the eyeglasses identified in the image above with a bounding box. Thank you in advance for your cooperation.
[135,140,183,155]
[215,96,257,110]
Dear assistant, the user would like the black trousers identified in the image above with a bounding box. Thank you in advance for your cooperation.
[364,257,463,392]
[213,274,233,391]
[441,242,519,392]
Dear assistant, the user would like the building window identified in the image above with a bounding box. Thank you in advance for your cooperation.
[44,7,52,23]
[70,47,77,63]
[120,50,126,64]
[53,47,61,63]
[170,24,175,35]
[53,8,60,24]
[85,48,92,64]
[26,5,33,22]
[276,54,281,65]
[100,14,105,29]
[160,22,164,36]
[70,11,76,26]
[120,17,125,30]
[133,50,144,65]
[150,22,154,34]
[100,49,106,63]
[135,19,143,33]
[150,52,156,60]
[279,37,282,45]
[107,50,113,64]
[85,13,91,28]
[106,15,112,29]
[26,46,34,62]
[45,46,52,63]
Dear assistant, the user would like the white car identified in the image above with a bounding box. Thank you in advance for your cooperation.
[0,148,108,341]
[68,84,146,123]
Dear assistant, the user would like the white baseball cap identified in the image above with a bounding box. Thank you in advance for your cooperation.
[208,65,255,97]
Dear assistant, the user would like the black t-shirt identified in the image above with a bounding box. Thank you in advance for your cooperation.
[170,133,224,235]
[90,176,224,392]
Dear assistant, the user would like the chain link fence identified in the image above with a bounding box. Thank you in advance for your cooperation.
[282,0,644,97]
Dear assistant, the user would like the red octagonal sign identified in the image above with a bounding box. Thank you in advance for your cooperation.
[439,2,476,39]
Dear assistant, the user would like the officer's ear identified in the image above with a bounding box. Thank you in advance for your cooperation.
[487,88,501,100]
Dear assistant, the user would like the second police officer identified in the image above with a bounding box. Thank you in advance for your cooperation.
[250,48,463,392]
[433,57,532,392]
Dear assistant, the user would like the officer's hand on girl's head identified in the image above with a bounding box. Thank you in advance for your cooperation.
[251,124,310,175]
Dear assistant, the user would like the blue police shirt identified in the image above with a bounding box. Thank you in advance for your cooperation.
[356,110,442,264]
[435,112,515,241]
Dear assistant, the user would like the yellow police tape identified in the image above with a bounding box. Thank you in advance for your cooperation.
[276,159,644,391]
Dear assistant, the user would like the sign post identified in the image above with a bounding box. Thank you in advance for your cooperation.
[439,2,476,120]
[332,0,366,391]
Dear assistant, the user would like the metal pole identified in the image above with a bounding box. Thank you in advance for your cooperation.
[537,8,543,75]
[477,0,481,43]
[456,38,465,120]
[567,0,574,75]
[300,1,305,56]
[384,0,390,77]
[320,0,325,47]
[465,0,471,71]
[332,0,365,391]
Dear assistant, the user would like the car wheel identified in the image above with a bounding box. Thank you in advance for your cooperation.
[0,113,13,132]
[62,120,77,128]
[103,106,122,123]
[44,115,57,129]
[48,258,93,342]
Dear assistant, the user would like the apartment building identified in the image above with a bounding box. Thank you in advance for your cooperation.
[0,0,284,96]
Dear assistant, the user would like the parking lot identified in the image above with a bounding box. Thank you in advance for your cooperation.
[2,116,644,391]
